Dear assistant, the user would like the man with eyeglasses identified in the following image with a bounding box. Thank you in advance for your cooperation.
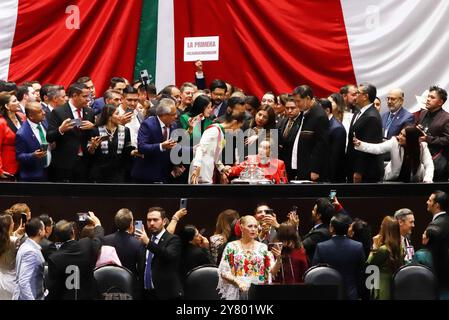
[381,88,414,140]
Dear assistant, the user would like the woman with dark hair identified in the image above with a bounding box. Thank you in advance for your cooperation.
[244,96,260,119]
[271,222,308,284]
[245,105,277,157]
[348,218,373,258]
[179,225,213,281]
[0,214,18,299]
[179,94,213,145]
[210,209,240,265]
[354,125,434,182]
[411,225,440,270]
[87,104,135,182]
[0,93,25,179]
[367,216,403,300]
[328,93,345,123]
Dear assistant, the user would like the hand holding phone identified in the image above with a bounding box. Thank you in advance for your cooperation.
[77,212,89,222]
[329,189,337,201]
[134,220,143,233]
[99,135,109,142]
[180,198,188,209]
[72,118,82,128]
[21,213,28,225]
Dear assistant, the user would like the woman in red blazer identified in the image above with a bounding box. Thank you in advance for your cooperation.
[228,139,288,183]
[0,92,24,179]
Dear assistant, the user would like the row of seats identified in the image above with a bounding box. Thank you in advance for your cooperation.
[44,263,437,300]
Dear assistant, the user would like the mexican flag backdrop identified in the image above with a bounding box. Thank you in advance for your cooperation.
[1,0,449,111]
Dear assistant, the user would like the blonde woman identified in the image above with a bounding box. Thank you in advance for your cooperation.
[217,215,281,300]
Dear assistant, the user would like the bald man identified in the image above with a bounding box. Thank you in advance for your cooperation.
[381,88,414,140]
[15,102,51,181]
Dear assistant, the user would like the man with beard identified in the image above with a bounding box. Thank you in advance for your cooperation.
[209,79,228,119]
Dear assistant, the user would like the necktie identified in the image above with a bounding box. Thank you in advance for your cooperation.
[36,123,47,144]
[163,126,168,141]
[144,236,156,290]
[37,123,48,166]
[76,109,83,155]
[384,113,394,136]
[283,119,294,138]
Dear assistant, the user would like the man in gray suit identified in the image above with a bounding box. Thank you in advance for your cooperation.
[13,218,46,300]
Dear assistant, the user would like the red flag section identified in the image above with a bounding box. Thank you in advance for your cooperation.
[174,0,356,98]
[8,0,143,94]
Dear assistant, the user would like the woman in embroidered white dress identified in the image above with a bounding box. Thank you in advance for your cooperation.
[217,215,281,300]
[189,96,246,184]
[87,104,136,182]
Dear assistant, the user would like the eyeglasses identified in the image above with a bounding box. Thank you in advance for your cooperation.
[262,99,274,103]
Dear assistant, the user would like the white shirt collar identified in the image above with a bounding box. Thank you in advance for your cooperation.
[152,229,166,242]
[157,116,167,129]
[69,101,81,117]
[359,103,372,115]
[27,118,42,129]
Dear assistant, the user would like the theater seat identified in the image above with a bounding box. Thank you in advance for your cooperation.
[94,265,136,300]
[184,265,220,300]
[303,264,345,300]
[393,264,437,300]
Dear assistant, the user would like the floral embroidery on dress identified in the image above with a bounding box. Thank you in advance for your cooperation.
[217,240,274,300]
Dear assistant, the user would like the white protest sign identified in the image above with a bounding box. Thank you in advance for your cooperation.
[184,36,219,62]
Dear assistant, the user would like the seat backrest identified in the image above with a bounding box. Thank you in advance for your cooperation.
[303,265,344,300]
[184,265,220,300]
[94,265,136,300]
[393,264,437,300]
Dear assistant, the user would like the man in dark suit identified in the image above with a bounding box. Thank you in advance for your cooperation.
[320,99,346,182]
[301,198,335,263]
[291,85,329,181]
[346,83,383,183]
[278,95,303,180]
[135,207,183,300]
[418,86,449,181]
[46,213,104,300]
[38,214,56,261]
[104,208,144,278]
[46,83,95,182]
[210,79,228,119]
[381,88,414,139]
[426,190,449,293]
[131,98,179,183]
[312,213,366,300]
[91,77,126,115]
[15,102,50,181]
[44,85,67,123]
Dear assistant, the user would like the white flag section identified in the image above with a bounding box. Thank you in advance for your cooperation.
[155,0,175,93]
[341,0,449,113]
[0,0,18,80]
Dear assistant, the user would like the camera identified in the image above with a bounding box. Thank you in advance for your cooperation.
[140,69,152,86]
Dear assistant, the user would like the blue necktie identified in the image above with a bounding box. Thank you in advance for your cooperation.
[384,113,395,137]
[144,236,156,289]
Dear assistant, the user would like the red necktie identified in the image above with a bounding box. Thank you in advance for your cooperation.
[76,108,83,155]
[163,126,168,141]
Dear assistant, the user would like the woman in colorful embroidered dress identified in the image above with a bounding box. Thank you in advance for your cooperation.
[217,215,281,300]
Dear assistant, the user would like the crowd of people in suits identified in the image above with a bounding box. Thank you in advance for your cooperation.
[1,189,448,300]
[1,61,448,184]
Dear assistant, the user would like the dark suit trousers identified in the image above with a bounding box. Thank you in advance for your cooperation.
[50,156,89,182]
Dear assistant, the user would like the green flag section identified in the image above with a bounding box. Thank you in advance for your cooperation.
[134,0,158,84]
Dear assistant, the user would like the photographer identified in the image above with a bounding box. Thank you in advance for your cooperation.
[46,212,104,300]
